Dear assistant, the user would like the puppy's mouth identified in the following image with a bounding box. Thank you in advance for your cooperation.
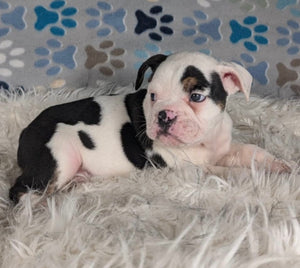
[148,113,200,146]
[156,131,184,146]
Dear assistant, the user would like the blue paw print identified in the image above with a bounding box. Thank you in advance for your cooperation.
[182,10,221,54]
[277,20,300,55]
[85,1,126,37]
[34,39,76,76]
[230,16,268,52]
[134,43,172,72]
[277,0,300,17]
[34,0,77,36]
[240,53,268,85]
[0,1,26,37]
[135,6,174,42]
[277,0,297,9]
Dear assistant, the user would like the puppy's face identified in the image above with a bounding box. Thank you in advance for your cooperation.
[135,52,252,147]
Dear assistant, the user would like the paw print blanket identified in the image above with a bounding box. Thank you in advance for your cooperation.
[0,1,299,96]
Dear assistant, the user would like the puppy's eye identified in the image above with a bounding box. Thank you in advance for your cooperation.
[150,93,156,102]
[190,93,206,103]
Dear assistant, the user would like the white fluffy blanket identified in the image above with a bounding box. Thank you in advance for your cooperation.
[0,84,299,268]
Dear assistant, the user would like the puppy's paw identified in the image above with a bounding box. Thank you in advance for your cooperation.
[267,158,292,174]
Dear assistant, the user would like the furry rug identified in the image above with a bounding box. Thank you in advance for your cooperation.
[0,83,299,268]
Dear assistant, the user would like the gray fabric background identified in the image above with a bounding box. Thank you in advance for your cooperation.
[0,0,299,98]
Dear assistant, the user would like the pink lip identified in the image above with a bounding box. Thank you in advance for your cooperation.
[157,131,183,146]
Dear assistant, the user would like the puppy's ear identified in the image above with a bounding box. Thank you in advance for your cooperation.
[135,54,168,90]
[216,62,252,100]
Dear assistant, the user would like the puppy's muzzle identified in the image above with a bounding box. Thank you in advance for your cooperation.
[158,110,177,133]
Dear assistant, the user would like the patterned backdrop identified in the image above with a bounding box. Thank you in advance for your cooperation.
[0,0,299,98]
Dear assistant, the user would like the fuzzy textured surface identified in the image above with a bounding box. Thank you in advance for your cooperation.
[0,84,299,268]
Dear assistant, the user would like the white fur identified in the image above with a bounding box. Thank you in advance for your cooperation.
[22,52,260,192]
[7,53,291,196]
[143,52,280,171]
[47,95,135,188]
[0,84,299,267]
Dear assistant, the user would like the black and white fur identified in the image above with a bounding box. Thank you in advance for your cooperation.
[9,52,289,203]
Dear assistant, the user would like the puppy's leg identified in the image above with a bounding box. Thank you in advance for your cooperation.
[9,147,57,204]
[10,137,82,204]
[217,143,290,173]
[46,131,83,191]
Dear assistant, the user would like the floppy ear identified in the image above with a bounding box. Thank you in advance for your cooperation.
[216,62,253,100]
[135,54,168,90]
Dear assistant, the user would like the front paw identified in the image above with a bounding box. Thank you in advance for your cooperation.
[268,159,293,174]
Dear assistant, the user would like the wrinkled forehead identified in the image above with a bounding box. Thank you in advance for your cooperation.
[150,52,219,88]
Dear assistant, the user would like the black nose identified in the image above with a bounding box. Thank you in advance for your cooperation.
[158,110,177,131]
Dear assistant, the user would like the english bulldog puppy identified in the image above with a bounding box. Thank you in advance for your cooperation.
[9,52,289,203]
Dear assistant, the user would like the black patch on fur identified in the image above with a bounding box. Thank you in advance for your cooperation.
[121,122,147,169]
[124,89,153,149]
[41,97,101,126]
[124,90,166,169]
[181,65,210,92]
[9,146,57,204]
[209,72,228,109]
[147,153,167,168]
[9,98,101,203]
[78,130,95,150]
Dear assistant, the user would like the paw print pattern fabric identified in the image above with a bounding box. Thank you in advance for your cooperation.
[0,0,299,98]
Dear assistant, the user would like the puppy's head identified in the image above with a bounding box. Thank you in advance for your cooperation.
[135,52,252,147]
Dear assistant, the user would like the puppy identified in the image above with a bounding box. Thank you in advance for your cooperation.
[9,52,289,203]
